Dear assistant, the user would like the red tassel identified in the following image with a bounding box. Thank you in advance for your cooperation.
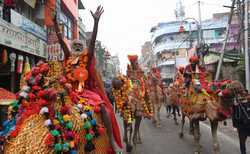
[44,133,54,146]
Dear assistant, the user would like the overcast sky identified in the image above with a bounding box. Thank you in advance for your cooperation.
[79,0,231,73]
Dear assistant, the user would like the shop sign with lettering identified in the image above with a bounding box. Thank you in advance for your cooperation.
[0,18,47,58]
[11,9,47,41]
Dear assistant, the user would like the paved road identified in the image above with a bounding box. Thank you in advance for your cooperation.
[117,108,249,154]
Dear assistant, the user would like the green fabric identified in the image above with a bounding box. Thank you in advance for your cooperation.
[54,143,62,152]
[83,121,91,129]
[66,121,73,130]
[50,130,60,137]
[85,133,93,141]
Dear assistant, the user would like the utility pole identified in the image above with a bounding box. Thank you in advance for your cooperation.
[215,0,236,81]
[244,0,250,91]
[198,1,202,45]
[189,22,192,49]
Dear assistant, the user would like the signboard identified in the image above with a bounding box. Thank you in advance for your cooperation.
[0,18,47,58]
[0,6,2,19]
[11,9,47,41]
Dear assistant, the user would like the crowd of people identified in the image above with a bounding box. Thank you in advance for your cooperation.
[0,3,249,154]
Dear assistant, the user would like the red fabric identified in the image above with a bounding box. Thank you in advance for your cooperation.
[128,55,138,63]
[86,57,123,149]
[0,88,16,100]
[4,0,15,7]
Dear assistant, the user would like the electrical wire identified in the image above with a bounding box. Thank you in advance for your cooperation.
[200,1,230,8]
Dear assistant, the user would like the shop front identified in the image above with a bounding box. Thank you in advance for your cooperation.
[0,16,47,92]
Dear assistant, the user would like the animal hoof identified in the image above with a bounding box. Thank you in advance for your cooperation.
[137,139,142,144]
[156,123,161,128]
[126,144,133,152]
[179,132,184,138]
[189,130,194,135]
[152,120,156,124]
[133,138,137,145]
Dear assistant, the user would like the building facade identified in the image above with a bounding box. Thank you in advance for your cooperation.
[151,12,240,83]
[0,0,84,92]
[110,55,121,76]
[139,41,154,73]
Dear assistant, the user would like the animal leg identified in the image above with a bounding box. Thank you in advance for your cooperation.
[123,120,128,142]
[156,104,161,127]
[179,114,185,138]
[193,121,202,154]
[211,120,220,154]
[152,104,157,124]
[173,106,178,125]
[166,105,171,118]
[133,115,142,144]
[238,129,247,154]
[137,116,143,144]
[189,120,194,135]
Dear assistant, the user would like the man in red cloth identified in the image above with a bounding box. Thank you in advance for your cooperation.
[54,6,122,152]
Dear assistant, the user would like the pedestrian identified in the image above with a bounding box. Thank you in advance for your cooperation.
[163,85,172,118]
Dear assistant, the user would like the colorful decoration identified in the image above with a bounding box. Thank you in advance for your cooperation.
[16,55,24,74]
[127,55,138,62]
[0,61,106,153]
[1,49,8,64]
[9,53,16,72]
[112,75,134,123]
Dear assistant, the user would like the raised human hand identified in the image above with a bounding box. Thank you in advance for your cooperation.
[91,5,104,22]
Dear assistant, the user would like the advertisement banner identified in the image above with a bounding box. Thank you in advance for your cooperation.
[0,18,47,58]
[11,9,47,41]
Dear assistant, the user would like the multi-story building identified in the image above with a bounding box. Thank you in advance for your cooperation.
[0,1,47,92]
[139,41,154,73]
[110,55,121,76]
[78,17,87,41]
[0,0,84,92]
[151,12,240,83]
[46,0,85,59]
[95,40,105,74]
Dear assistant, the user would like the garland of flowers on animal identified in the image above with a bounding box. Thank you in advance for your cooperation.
[0,62,106,153]
[179,55,233,118]
[112,75,134,124]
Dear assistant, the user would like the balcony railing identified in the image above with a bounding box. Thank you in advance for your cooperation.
[153,41,189,55]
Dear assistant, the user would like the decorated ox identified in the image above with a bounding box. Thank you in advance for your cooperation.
[112,55,152,152]
[146,67,164,127]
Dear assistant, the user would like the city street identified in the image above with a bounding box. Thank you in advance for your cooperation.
[117,108,250,154]
[1,0,250,154]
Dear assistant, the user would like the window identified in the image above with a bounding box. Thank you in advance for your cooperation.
[59,11,73,40]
